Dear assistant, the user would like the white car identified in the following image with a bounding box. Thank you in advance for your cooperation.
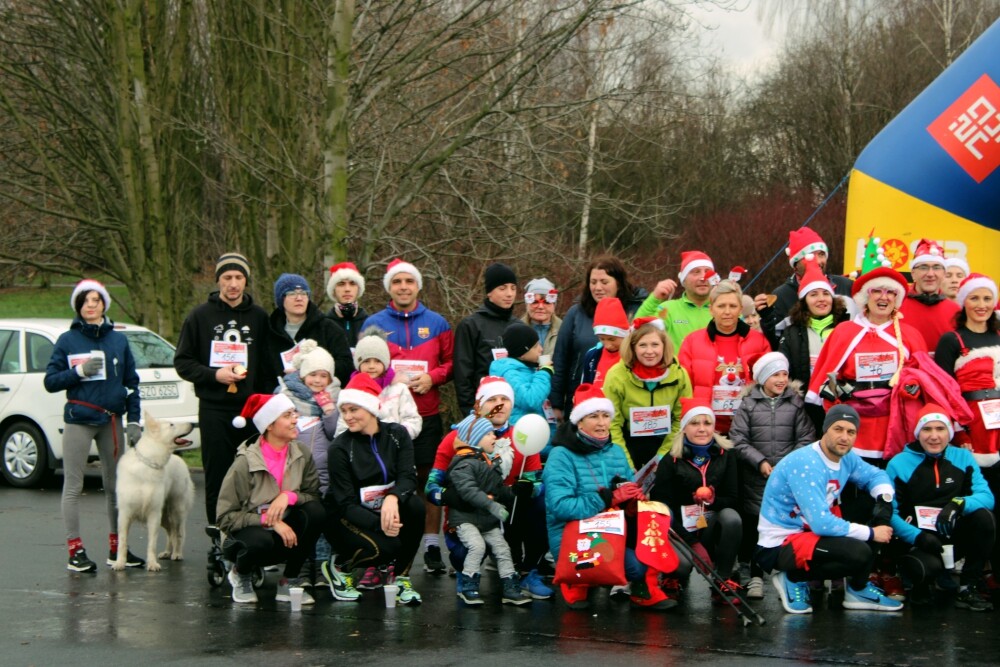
[0,318,200,488]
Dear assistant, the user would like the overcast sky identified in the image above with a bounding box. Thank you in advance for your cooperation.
[687,0,787,79]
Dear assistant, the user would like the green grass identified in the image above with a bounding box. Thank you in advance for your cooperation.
[0,284,135,322]
[179,448,203,469]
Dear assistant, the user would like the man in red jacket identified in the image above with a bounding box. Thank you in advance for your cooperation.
[899,239,960,353]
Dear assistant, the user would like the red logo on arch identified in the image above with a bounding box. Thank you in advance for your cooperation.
[927,74,1000,183]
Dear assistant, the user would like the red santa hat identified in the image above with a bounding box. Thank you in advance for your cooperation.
[383,258,423,292]
[679,395,715,431]
[337,373,382,417]
[956,273,997,307]
[678,251,715,284]
[851,266,908,310]
[593,297,629,338]
[70,279,112,314]
[327,262,366,301]
[797,258,835,300]
[728,266,748,283]
[913,403,954,441]
[630,315,665,332]
[944,257,970,276]
[910,238,945,270]
[569,383,615,425]
[232,393,296,434]
[476,375,514,406]
[786,228,828,268]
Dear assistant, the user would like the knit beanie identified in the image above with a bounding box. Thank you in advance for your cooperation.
[353,327,391,369]
[70,279,112,314]
[455,414,495,450]
[752,351,789,385]
[485,262,518,294]
[274,273,312,306]
[327,262,366,302]
[593,297,628,338]
[293,339,335,378]
[823,404,860,433]
[337,373,382,417]
[524,277,556,296]
[500,321,539,359]
[232,393,295,434]
[216,252,251,280]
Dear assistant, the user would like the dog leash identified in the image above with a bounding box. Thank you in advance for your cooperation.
[67,399,120,458]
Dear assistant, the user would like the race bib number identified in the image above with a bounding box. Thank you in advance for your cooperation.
[209,341,249,368]
[390,359,428,378]
[578,510,626,536]
[68,351,106,382]
[491,347,508,361]
[854,351,897,382]
[914,505,942,531]
[280,344,301,372]
[296,416,320,433]
[978,399,1000,430]
[542,399,557,424]
[360,482,395,510]
[809,354,819,374]
[629,406,671,437]
[711,386,742,416]
[681,505,714,532]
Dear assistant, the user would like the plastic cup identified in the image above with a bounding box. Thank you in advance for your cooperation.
[289,586,304,612]
[941,544,955,570]
[538,354,552,367]
[383,584,399,608]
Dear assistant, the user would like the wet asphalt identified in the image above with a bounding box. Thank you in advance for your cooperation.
[2,469,996,667]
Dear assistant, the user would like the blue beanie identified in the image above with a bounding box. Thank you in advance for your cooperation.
[455,414,495,450]
[274,273,312,306]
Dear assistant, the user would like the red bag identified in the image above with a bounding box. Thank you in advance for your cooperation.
[553,510,627,587]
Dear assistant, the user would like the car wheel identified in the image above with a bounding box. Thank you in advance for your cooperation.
[1,421,51,488]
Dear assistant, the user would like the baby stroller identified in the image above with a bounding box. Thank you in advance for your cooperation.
[205,525,264,589]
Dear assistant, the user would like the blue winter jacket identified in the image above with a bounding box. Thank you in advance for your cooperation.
[489,356,552,425]
[543,422,633,559]
[44,317,140,425]
[887,441,995,544]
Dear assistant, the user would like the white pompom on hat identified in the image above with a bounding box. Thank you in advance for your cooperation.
[327,262,366,301]
[233,393,296,434]
[293,339,335,379]
[70,279,112,314]
[569,383,615,425]
[383,258,423,292]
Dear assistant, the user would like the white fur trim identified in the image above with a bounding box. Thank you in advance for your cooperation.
[911,253,944,270]
[476,379,514,405]
[853,276,905,311]
[914,412,953,440]
[252,393,295,434]
[680,406,714,431]
[797,279,833,300]
[327,267,366,301]
[70,279,112,313]
[593,324,628,338]
[383,261,423,292]
[678,259,713,284]
[789,242,828,267]
[337,388,381,417]
[945,257,970,275]
[569,397,615,424]
[952,345,1000,387]
[957,276,997,307]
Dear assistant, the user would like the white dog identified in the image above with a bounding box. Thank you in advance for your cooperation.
[113,412,196,572]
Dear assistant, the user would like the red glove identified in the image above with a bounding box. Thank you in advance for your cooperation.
[313,391,333,408]
[611,482,645,507]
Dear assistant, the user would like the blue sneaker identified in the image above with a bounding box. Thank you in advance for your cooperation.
[772,572,813,614]
[843,579,904,612]
[520,569,554,600]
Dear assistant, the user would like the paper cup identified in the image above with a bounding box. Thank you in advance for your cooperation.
[289,586,304,612]
[538,354,552,367]
[941,544,955,570]
[383,584,399,608]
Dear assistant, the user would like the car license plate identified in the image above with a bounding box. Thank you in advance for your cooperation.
[140,382,179,400]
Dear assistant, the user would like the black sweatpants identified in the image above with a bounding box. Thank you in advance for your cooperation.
[326,494,425,575]
[893,508,996,586]
[200,404,257,524]
[765,536,875,590]
[223,501,326,578]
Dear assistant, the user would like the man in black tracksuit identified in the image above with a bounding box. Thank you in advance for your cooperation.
[174,253,270,525]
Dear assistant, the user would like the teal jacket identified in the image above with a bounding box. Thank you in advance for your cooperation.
[489,356,552,425]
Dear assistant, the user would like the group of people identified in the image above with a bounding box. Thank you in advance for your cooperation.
[48,230,999,618]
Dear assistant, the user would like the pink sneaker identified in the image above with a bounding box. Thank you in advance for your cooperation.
[357,566,383,589]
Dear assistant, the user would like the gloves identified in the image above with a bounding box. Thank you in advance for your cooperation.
[313,391,333,408]
[611,482,645,507]
[488,502,510,523]
[598,487,614,510]
[935,499,964,539]
[870,498,894,527]
[427,487,444,506]
[513,479,534,501]
[80,357,104,377]
[915,531,944,555]
[126,423,142,447]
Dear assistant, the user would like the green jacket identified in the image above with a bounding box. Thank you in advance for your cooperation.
[635,292,712,353]
[216,437,321,535]
[602,359,692,469]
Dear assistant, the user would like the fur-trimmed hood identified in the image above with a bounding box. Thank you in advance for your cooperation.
[668,430,733,459]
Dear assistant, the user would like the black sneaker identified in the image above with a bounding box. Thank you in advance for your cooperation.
[107,550,146,568]
[423,545,446,575]
[955,587,992,612]
[68,549,97,573]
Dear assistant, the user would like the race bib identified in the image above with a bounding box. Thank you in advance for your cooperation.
[542,399,557,424]
[629,406,671,437]
[711,386,742,416]
[854,351,897,382]
[360,482,395,510]
[491,347,509,361]
[209,341,249,368]
[681,505,715,532]
[68,351,106,382]
[296,416,320,433]
[809,354,819,374]
[914,505,942,531]
[578,510,626,536]
[390,359,428,378]
[280,344,301,372]
[978,399,1000,430]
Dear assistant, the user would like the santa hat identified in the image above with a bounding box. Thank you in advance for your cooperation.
[913,403,954,441]
[232,393,296,434]
[910,238,945,270]
[786,228,828,268]
[337,373,382,417]
[944,257,970,276]
[293,339,335,378]
[630,315,665,332]
[752,351,789,385]
[476,375,514,406]
[678,251,714,284]
[383,258,423,292]
[593,297,628,338]
[327,262,366,301]
[569,383,615,425]
[956,273,997,307]
[679,396,715,431]
[70,279,112,314]
[728,266,748,283]
[851,266,908,310]
[797,258,834,300]
[704,269,722,287]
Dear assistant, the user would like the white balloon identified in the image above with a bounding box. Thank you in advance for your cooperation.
[512,413,550,456]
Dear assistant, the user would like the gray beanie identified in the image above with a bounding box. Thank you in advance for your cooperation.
[823,405,861,433]
[354,327,391,370]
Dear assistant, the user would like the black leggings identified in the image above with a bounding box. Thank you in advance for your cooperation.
[677,508,742,579]
[980,464,1000,568]
[326,494,425,575]
[894,508,996,586]
[504,492,550,571]
[223,501,325,578]
[770,536,875,590]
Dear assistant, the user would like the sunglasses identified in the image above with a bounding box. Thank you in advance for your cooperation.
[525,291,558,304]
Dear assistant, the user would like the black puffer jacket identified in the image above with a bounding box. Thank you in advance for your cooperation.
[728,383,816,516]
